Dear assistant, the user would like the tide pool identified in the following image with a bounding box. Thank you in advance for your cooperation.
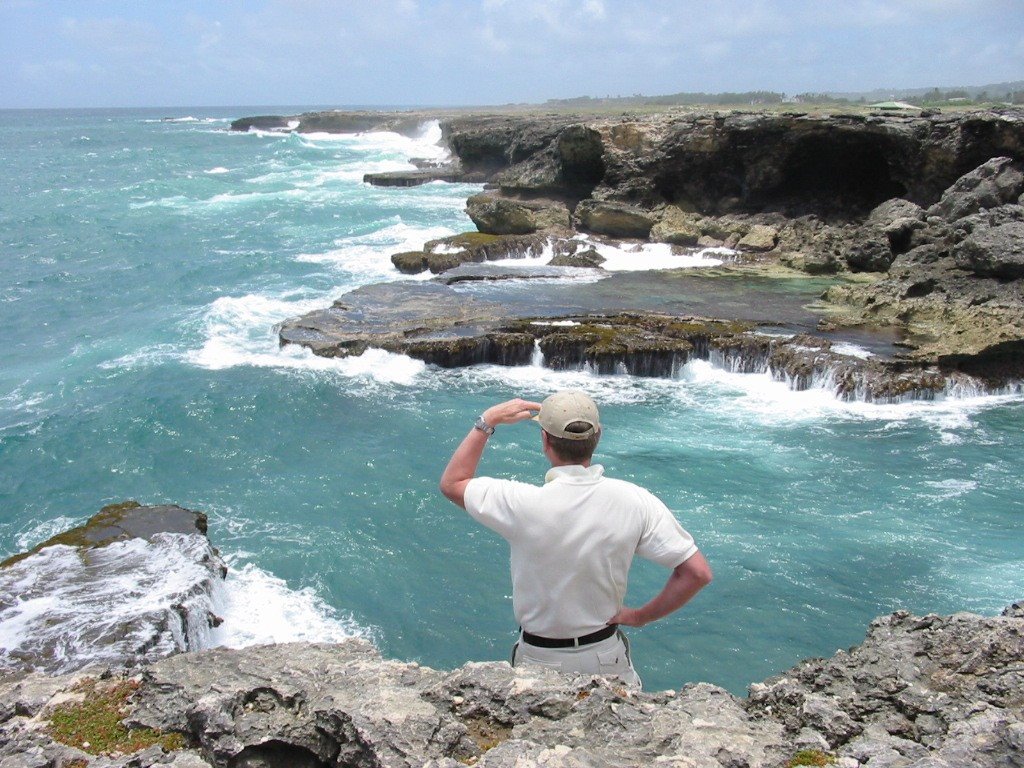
[1,108,1021,692]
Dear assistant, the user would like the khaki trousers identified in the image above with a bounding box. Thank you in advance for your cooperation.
[511,629,642,688]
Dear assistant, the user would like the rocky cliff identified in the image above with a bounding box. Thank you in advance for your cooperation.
[232,107,1024,395]
[1,605,1020,767]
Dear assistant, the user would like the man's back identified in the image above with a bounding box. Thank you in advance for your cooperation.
[465,464,697,638]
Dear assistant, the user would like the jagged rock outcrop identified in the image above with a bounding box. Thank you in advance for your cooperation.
[389,232,550,275]
[824,157,1024,366]
[0,604,1020,767]
[466,192,572,235]
[0,502,226,676]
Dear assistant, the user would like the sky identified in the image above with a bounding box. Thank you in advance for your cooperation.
[1,0,1022,109]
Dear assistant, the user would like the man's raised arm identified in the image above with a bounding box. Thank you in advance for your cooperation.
[439,398,541,509]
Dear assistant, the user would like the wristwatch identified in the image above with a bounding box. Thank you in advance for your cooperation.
[473,415,495,436]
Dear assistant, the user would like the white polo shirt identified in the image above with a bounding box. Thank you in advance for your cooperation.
[464,464,698,638]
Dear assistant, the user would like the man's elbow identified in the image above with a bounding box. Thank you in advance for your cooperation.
[696,563,713,587]
[679,552,713,588]
[439,479,465,508]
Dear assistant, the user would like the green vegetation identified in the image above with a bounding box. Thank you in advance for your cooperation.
[47,678,185,756]
[456,714,512,763]
[435,232,503,249]
[786,748,836,767]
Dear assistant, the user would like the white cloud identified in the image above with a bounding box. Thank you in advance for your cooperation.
[479,24,511,54]
[582,0,607,20]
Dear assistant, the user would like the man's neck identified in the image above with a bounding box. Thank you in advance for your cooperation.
[548,458,591,469]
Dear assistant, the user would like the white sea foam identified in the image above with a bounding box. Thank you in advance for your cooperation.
[186,292,425,385]
[584,238,728,271]
[831,342,874,359]
[98,344,182,371]
[295,221,458,281]
[14,516,81,551]
[204,166,230,174]
[0,536,219,673]
[455,235,728,275]
[920,478,979,500]
[420,352,1023,433]
[211,558,368,647]
[295,121,449,164]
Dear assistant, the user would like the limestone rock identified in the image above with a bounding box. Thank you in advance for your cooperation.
[650,205,701,245]
[953,220,1024,279]
[548,248,605,268]
[0,503,226,676]
[737,224,778,252]
[493,125,605,197]
[867,198,927,227]
[391,250,429,274]
[0,602,1021,767]
[928,156,1024,222]
[574,200,655,238]
[466,193,570,235]
[846,235,896,272]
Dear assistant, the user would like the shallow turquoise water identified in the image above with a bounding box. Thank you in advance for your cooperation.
[1,108,1021,693]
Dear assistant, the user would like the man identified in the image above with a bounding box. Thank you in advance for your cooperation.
[439,390,711,687]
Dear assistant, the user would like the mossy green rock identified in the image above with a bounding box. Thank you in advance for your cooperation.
[391,250,429,274]
[1,501,208,568]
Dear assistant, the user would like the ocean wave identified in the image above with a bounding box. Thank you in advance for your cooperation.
[144,116,228,124]
[211,557,371,648]
[0,535,219,674]
[14,516,81,552]
[0,533,370,674]
[185,292,426,385]
[576,236,729,272]
[204,166,230,174]
[98,344,183,371]
[294,221,459,280]
[418,353,1024,433]
[295,120,449,163]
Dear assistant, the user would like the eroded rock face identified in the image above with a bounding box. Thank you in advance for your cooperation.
[1,605,1020,768]
[927,156,1024,221]
[0,503,226,676]
[466,193,571,235]
[574,200,656,238]
[746,608,1024,764]
[825,158,1024,362]
[954,220,1024,279]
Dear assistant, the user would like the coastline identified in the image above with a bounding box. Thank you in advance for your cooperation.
[234,106,1024,401]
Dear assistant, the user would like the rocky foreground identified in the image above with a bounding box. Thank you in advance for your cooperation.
[234,107,1024,399]
[1,505,1022,767]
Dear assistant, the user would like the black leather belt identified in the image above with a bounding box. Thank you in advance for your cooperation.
[521,624,618,648]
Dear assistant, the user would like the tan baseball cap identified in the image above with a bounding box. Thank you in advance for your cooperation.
[535,390,601,440]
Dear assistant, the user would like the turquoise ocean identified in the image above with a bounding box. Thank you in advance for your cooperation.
[1,108,1021,693]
